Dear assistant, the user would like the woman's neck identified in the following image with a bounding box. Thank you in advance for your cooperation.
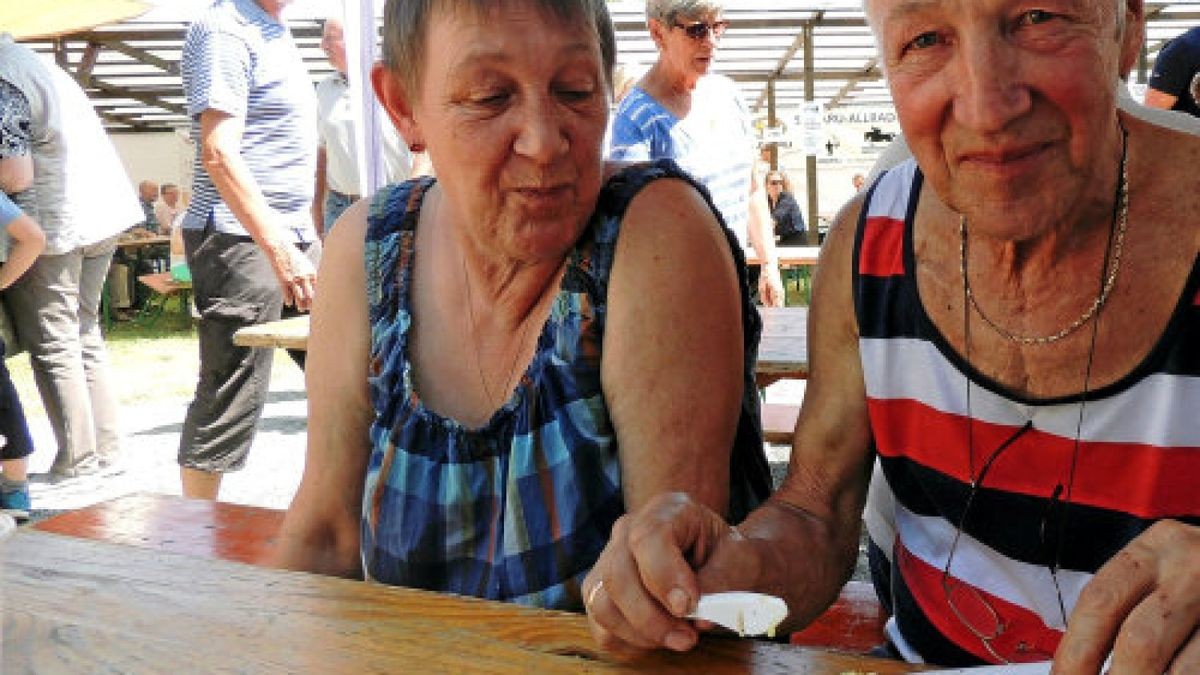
[643,61,699,115]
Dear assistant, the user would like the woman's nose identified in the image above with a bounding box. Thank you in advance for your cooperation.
[513,100,569,162]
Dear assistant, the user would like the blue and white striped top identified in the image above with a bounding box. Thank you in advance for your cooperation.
[180,0,317,242]
[607,75,755,246]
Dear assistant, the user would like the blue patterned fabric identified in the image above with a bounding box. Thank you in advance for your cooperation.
[360,160,771,609]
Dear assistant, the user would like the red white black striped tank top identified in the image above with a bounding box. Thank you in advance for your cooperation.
[855,159,1200,666]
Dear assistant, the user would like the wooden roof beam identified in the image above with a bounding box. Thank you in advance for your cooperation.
[87,79,186,116]
[97,39,179,75]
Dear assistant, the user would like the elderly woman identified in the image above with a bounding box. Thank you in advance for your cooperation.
[608,0,784,307]
[271,0,771,610]
[583,0,1200,670]
[765,169,806,246]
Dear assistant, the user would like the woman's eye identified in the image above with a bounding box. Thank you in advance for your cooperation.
[558,88,595,102]
[471,92,509,107]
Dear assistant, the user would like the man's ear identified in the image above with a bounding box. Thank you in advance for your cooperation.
[372,63,422,149]
[1117,0,1146,78]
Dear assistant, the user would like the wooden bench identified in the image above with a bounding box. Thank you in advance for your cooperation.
[36,492,888,654]
[762,402,800,445]
[34,492,282,566]
[137,272,192,325]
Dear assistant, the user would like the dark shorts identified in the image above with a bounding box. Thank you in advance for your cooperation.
[0,339,35,461]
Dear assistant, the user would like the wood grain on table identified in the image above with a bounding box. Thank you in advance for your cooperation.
[3,530,923,673]
[230,315,310,350]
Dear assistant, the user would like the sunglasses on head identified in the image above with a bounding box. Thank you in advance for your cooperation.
[674,19,730,41]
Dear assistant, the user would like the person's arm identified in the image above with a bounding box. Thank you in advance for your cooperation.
[197,109,317,311]
[584,196,874,656]
[0,154,32,194]
[0,210,45,290]
[270,198,372,577]
[313,146,327,238]
[1142,87,1179,111]
[601,178,745,515]
[748,165,785,307]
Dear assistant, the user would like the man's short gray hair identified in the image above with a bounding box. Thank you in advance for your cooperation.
[381,0,616,95]
[645,0,724,26]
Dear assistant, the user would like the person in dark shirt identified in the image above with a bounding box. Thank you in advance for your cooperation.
[765,169,806,245]
[1145,26,1200,118]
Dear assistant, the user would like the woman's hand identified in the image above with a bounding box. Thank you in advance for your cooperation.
[1053,520,1200,674]
[583,492,764,658]
[759,263,785,307]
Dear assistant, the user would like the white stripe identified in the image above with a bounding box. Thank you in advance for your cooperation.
[895,501,1090,630]
[861,337,1200,446]
[865,159,918,219]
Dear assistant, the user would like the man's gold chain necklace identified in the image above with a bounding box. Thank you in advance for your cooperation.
[959,125,1129,346]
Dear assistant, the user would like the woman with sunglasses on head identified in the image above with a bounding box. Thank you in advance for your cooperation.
[584,0,1200,671]
[608,0,784,307]
[765,169,807,246]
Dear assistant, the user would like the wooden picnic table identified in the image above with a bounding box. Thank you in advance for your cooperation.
[17,493,919,674]
[116,234,170,250]
[231,314,310,350]
[233,308,809,388]
[744,245,821,268]
[757,306,808,386]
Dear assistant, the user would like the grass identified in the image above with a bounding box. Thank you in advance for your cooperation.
[7,299,201,421]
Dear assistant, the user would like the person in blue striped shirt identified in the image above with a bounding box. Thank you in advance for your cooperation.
[608,0,784,307]
[178,0,321,500]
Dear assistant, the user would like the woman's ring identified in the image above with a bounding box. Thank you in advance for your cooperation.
[586,580,605,608]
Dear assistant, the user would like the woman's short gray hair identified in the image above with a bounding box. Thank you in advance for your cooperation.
[381,0,616,96]
[645,0,725,26]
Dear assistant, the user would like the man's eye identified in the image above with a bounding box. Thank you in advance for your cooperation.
[907,31,941,51]
[1019,9,1055,26]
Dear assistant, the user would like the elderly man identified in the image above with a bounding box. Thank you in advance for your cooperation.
[178,0,320,500]
[312,16,423,235]
[154,183,183,235]
[583,0,1200,671]
[0,35,142,479]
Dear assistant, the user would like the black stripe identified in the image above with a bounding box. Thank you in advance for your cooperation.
[856,274,926,339]
[880,454,1200,574]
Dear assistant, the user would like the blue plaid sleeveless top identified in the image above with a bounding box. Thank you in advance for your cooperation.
[360,160,771,609]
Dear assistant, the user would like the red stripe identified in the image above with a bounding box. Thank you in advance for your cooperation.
[859,216,905,277]
[869,397,1200,519]
[895,539,1063,664]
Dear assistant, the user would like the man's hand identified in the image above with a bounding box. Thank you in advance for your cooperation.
[1053,520,1200,674]
[759,263,785,307]
[265,238,317,312]
[583,492,763,659]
